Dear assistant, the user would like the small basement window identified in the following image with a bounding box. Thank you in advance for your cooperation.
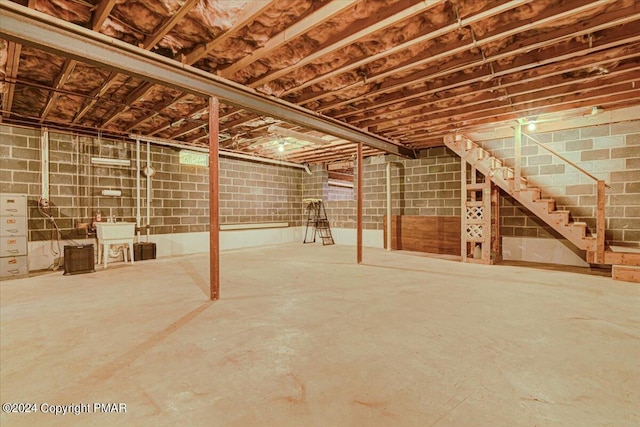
[327,168,354,201]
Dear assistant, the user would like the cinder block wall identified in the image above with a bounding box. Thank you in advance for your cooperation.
[0,125,303,242]
[302,147,462,230]
[477,120,640,247]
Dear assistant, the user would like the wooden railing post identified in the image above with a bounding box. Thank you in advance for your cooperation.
[597,179,606,263]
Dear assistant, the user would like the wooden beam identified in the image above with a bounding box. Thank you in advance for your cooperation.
[309,2,639,110]
[2,41,22,117]
[185,1,271,65]
[125,93,191,132]
[288,0,536,99]
[357,141,363,264]
[352,53,640,128]
[209,96,220,301]
[72,71,118,123]
[386,84,640,139]
[596,251,640,267]
[596,180,606,264]
[460,153,467,262]
[612,265,640,283]
[148,106,241,136]
[100,82,154,128]
[143,0,198,50]
[91,0,116,31]
[40,58,76,121]
[221,0,357,79]
[244,0,442,87]
[374,67,640,133]
[270,0,527,94]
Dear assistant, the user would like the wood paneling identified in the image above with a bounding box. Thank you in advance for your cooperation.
[383,215,461,256]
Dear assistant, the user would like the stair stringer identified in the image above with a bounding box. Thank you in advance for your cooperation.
[445,135,596,252]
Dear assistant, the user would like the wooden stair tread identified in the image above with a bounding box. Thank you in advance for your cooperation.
[445,134,600,253]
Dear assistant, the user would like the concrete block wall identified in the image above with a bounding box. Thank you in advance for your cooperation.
[0,125,303,243]
[302,147,462,231]
[477,120,640,247]
[219,157,303,225]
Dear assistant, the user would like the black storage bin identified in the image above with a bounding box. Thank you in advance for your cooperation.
[63,244,95,275]
[134,242,156,261]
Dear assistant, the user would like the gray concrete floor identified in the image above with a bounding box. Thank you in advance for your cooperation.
[1,243,638,427]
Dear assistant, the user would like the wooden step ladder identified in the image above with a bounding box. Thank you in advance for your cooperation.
[303,198,335,245]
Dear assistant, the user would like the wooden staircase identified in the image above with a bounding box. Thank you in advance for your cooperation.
[444,134,640,282]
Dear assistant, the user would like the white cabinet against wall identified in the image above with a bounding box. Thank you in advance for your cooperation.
[0,194,29,279]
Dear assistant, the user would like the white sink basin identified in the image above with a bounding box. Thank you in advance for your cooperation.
[96,222,135,240]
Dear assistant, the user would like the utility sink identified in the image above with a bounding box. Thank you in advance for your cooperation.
[95,222,135,269]
[96,222,135,240]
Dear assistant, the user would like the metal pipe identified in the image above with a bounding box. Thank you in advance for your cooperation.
[129,133,312,174]
[209,97,220,301]
[0,3,414,159]
[135,137,141,238]
[41,127,49,201]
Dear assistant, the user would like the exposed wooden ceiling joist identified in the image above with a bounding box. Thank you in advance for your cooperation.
[307,0,628,109]
[184,1,273,65]
[1,0,638,164]
[91,0,116,32]
[219,0,358,79]
[1,41,22,117]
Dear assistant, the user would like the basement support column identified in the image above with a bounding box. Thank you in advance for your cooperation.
[209,97,220,301]
[357,141,363,264]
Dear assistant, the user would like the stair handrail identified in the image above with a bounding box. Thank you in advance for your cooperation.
[522,131,608,262]
[522,132,610,188]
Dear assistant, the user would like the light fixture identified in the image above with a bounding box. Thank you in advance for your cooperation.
[277,138,285,152]
[591,106,602,115]
[91,157,131,167]
[101,189,122,197]
[527,122,536,131]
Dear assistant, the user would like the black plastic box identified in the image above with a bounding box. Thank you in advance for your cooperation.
[133,242,156,261]
[63,244,95,275]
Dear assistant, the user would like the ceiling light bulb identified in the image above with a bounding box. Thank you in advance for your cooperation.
[527,122,536,131]
[278,144,285,152]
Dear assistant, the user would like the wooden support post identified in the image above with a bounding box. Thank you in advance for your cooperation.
[514,123,522,193]
[596,179,606,264]
[461,156,467,262]
[357,141,363,264]
[491,183,502,263]
[209,97,220,300]
[482,181,491,263]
